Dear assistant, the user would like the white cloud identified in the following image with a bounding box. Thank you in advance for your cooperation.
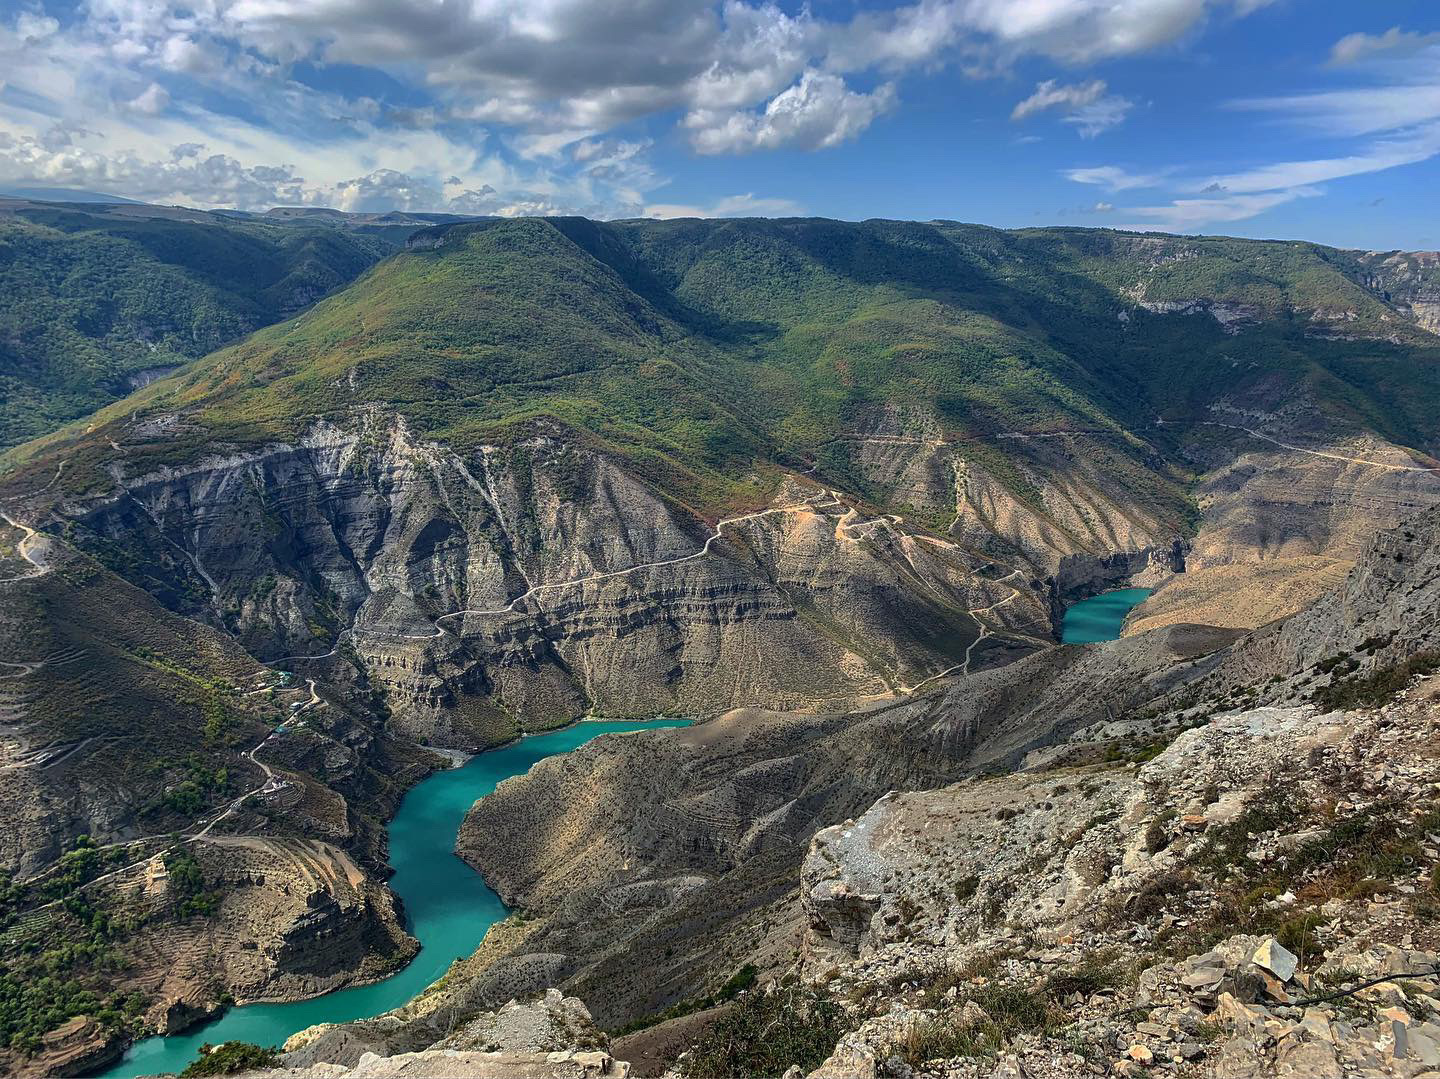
[1330,26,1440,66]
[1065,95,1133,137]
[1069,37,1440,233]
[0,0,1277,212]
[1114,188,1318,232]
[0,131,311,207]
[686,71,896,154]
[1195,125,1440,195]
[125,82,169,115]
[956,0,1262,65]
[643,192,806,218]
[1064,165,1169,191]
[1013,79,1132,137]
[1012,79,1105,120]
[1232,83,1440,140]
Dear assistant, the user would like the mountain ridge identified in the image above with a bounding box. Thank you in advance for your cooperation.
[3,212,1440,1076]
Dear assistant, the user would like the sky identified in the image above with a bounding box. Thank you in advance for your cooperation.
[0,0,1437,248]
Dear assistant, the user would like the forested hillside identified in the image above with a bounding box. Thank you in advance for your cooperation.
[6,216,1437,519]
[0,200,392,448]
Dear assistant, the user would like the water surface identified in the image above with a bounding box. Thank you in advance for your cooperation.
[100,719,689,1078]
[1060,587,1153,644]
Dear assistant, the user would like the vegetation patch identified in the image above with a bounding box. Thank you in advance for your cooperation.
[1312,651,1440,711]
[180,1041,281,1076]
[907,955,1124,1065]
[677,978,845,1078]
[609,964,758,1038]
[166,849,222,918]
[0,838,153,1054]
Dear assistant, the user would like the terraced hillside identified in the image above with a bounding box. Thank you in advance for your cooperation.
[0,531,433,1076]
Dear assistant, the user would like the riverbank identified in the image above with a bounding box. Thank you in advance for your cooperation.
[95,719,690,1079]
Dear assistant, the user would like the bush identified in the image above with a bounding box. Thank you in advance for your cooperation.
[903,981,1065,1066]
[180,1042,280,1076]
[165,850,220,917]
[679,980,845,1078]
[1313,651,1440,711]
[953,875,980,902]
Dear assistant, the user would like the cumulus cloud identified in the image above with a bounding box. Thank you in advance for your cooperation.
[330,169,444,213]
[955,0,1261,65]
[686,72,897,155]
[0,0,1276,213]
[0,132,311,207]
[125,82,170,115]
[1012,79,1132,136]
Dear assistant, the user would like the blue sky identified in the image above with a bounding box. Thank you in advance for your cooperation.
[0,1,1437,248]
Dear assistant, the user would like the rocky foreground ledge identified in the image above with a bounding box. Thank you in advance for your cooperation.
[221,679,1440,1079]
[222,990,628,1078]
[794,690,1440,1078]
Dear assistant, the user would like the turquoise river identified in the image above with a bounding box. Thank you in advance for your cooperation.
[1060,587,1153,644]
[100,719,690,1079]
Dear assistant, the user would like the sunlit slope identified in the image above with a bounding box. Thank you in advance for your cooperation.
[5,217,1438,522]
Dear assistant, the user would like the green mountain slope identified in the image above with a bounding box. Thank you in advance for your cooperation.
[4,216,1438,521]
[0,201,393,449]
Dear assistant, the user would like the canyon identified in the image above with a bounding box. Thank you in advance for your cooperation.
[1,214,1439,1077]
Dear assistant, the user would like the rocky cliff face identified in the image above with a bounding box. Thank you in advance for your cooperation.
[98,837,417,1028]
[1182,501,1440,710]
[820,416,1191,597]
[61,413,1056,746]
[1124,421,1440,635]
[1355,249,1440,335]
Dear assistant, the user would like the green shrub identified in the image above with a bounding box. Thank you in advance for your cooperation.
[180,1042,280,1076]
[903,980,1066,1066]
[679,981,845,1078]
[165,850,220,917]
[1313,651,1440,711]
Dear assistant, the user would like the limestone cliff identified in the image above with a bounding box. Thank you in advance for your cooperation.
[57,413,1055,745]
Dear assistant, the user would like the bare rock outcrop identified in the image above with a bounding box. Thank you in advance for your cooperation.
[231,989,628,1079]
[237,1048,628,1078]
[793,683,1440,1077]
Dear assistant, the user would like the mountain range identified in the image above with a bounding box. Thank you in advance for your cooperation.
[2,202,1440,1078]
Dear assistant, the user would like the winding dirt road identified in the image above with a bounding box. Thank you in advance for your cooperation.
[0,510,50,583]
[22,718,291,903]
[426,490,846,632]
[278,483,1044,698]
[1201,421,1440,473]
